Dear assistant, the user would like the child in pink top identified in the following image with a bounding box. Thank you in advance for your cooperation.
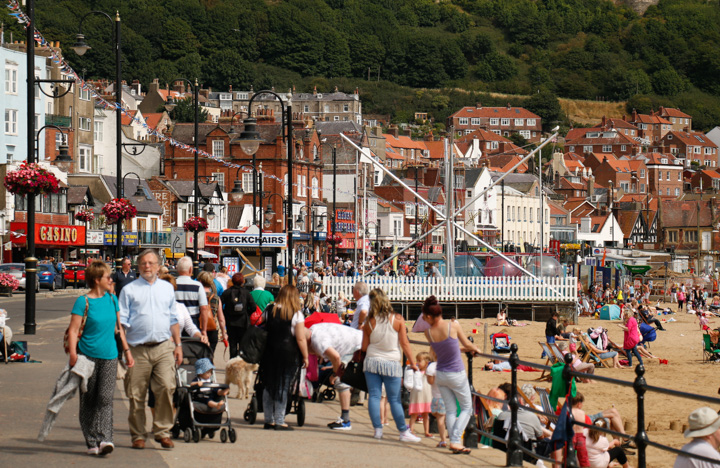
[619,309,643,367]
[408,352,433,437]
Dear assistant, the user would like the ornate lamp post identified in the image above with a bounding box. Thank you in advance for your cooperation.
[238,90,293,284]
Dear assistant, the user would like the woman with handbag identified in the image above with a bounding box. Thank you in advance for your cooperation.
[259,285,308,430]
[361,288,420,442]
[66,260,134,456]
[197,271,227,353]
[220,273,257,359]
[421,295,480,455]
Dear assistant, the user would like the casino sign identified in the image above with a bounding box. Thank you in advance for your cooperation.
[10,222,85,247]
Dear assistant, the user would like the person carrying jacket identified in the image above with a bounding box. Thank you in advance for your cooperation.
[220,272,257,359]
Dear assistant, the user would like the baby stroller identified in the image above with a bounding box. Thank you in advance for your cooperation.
[171,338,237,444]
[491,332,511,354]
[243,365,306,427]
[307,355,336,403]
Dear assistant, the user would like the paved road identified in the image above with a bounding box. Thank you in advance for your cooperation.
[0,292,517,467]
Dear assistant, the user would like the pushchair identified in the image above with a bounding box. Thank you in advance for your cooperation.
[307,355,336,403]
[243,365,306,426]
[171,338,237,444]
[490,332,511,354]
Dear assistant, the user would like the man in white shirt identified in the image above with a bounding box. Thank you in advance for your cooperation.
[350,281,370,329]
[306,323,362,431]
[674,407,720,468]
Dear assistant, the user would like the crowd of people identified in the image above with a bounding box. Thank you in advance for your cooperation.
[45,252,720,467]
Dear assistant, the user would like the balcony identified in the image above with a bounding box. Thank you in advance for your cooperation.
[138,231,172,245]
[45,114,71,127]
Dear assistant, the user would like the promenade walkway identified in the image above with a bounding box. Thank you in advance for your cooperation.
[0,293,518,467]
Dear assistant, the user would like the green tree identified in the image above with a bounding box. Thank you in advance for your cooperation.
[651,68,689,96]
[161,18,200,60]
[169,97,209,123]
[525,89,563,129]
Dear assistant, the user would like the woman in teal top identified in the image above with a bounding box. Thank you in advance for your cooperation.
[67,260,134,456]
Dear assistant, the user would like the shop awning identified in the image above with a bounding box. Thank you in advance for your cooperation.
[187,249,218,259]
[163,248,185,259]
[622,264,652,275]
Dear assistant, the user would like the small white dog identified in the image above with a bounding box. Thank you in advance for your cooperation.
[225,356,258,399]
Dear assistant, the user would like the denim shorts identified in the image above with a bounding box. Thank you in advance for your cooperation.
[431,397,446,415]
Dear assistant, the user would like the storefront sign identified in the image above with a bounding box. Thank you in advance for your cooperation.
[10,222,85,246]
[220,233,287,248]
[205,232,220,247]
[313,232,327,241]
[87,230,105,245]
[103,232,139,246]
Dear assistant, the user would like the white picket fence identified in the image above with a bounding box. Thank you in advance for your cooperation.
[322,276,578,303]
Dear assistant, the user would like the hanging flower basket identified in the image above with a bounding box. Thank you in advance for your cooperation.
[74,209,95,223]
[3,161,60,196]
[416,241,424,250]
[0,272,20,292]
[102,198,137,224]
[184,216,208,232]
[327,234,343,245]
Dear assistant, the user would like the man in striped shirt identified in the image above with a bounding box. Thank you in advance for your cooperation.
[175,256,210,338]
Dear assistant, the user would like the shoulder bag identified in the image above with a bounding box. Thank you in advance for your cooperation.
[340,350,368,393]
[63,295,89,354]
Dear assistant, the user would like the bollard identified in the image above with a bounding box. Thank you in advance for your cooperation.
[507,343,523,466]
[634,364,648,468]
[74,269,78,289]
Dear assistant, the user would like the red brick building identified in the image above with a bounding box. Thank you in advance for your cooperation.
[448,104,542,143]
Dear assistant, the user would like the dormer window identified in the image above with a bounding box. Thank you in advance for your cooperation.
[661,158,668,164]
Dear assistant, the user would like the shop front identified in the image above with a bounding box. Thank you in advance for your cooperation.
[10,222,86,262]
[219,228,287,282]
[103,231,139,260]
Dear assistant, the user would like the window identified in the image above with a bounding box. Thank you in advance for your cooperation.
[520,130,530,139]
[343,104,349,112]
[55,132,65,150]
[583,146,592,153]
[685,231,698,243]
[212,172,225,191]
[212,140,224,157]
[507,206,511,221]
[675,187,681,196]
[94,121,103,142]
[713,180,720,190]
[621,145,627,152]
[4,65,17,94]
[79,87,91,101]
[311,177,319,198]
[458,117,468,125]
[490,118,499,126]
[640,183,645,193]
[527,119,536,126]
[242,172,254,192]
[514,119,524,126]
[666,171,670,180]
[297,175,303,197]
[668,231,677,243]
[537,207,540,222]
[501,118,510,126]
[4,109,17,134]
[661,158,668,164]
[334,116,339,121]
[695,147,701,154]
[659,171,663,181]
[545,209,549,224]
[393,218,402,236]
[79,117,91,131]
[78,146,91,172]
[471,118,481,125]
[523,207,527,221]
[602,145,612,153]
[640,169,645,178]
[529,208,533,222]
[666,188,671,196]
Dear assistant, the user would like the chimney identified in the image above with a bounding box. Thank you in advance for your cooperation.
[388,125,399,138]
[601,115,606,129]
[476,102,482,109]
[632,109,638,122]
[588,175,595,200]
[149,78,159,94]
[313,86,317,95]
[229,85,232,92]
[506,103,511,110]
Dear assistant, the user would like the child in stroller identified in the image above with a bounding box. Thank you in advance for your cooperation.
[192,358,230,410]
[172,339,236,444]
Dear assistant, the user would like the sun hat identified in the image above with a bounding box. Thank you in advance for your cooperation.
[195,358,215,376]
[684,407,720,438]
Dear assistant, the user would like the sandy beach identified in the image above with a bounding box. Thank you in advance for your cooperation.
[407,300,718,468]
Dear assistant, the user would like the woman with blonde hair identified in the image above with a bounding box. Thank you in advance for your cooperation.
[586,419,630,468]
[361,288,419,442]
[196,271,227,353]
[259,285,308,430]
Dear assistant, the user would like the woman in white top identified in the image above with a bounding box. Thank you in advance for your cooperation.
[335,291,350,319]
[361,288,419,442]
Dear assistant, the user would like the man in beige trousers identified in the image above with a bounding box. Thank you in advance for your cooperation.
[120,249,182,449]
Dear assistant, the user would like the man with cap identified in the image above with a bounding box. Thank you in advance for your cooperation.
[674,407,720,467]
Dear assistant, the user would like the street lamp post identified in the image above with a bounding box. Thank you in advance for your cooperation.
[238,90,293,284]
[72,9,122,272]
[264,194,287,268]
[313,212,328,265]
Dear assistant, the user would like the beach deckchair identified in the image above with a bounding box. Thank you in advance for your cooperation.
[537,342,558,381]
[547,342,567,363]
[702,332,720,363]
[534,387,557,428]
[578,334,614,369]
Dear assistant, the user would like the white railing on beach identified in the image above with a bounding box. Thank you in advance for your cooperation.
[322,276,578,303]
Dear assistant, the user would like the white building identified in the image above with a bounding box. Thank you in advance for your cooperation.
[577,213,624,247]
[490,173,551,251]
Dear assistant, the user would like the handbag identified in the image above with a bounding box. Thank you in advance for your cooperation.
[238,326,268,364]
[63,295,89,354]
[340,353,368,393]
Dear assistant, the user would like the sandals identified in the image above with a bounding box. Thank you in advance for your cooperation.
[450,447,471,455]
[436,441,447,448]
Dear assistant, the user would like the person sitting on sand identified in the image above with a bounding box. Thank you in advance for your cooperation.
[496,308,509,327]
[557,342,594,382]
[580,331,627,369]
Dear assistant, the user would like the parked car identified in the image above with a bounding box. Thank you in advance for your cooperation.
[64,263,86,287]
[0,263,39,291]
[38,263,65,291]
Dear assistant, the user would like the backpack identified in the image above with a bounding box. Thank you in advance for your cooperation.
[225,287,250,328]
